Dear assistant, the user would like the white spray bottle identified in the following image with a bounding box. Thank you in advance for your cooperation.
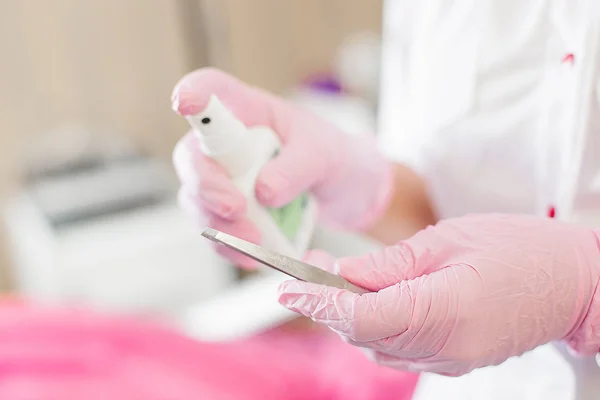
[186,95,318,259]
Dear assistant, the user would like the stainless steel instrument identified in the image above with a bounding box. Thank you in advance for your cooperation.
[201,227,368,294]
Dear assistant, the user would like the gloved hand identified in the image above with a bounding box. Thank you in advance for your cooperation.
[278,214,600,376]
[172,68,393,267]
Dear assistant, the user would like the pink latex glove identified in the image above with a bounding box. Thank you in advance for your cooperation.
[171,68,393,267]
[278,214,600,376]
[0,302,418,400]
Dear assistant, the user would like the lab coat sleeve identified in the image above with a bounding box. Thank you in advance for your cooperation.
[377,75,426,175]
[376,0,427,176]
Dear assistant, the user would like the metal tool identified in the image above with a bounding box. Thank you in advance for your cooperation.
[201,228,369,294]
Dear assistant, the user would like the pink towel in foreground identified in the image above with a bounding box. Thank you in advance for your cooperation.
[0,302,419,399]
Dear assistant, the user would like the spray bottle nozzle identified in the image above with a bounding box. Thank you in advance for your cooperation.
[185,95,247,154]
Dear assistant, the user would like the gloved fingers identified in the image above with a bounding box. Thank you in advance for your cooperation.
[356,347,462,376]
[172,68,271,127]
[215,246,257,269]
[364,351,422,372]
[172,67,304,144]
[350,266,466,354]
[173,68,332,209]
[336,226,454,291]
[348,335,443,361]
[302,250,337,274]
[178,183,246,223]
[177,187,208,225]
[206,216,262,269]
[355,348,422,372]
[278,280,363,334]
[366,351,463,375]
[173,133,247,221]
[255,140,327,208]
[278,280,410,342]
[334,246,415,292]
[279,265,463,343]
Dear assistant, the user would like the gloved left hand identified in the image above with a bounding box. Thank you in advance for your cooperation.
[278,214,600,376]
[171,68,393,268]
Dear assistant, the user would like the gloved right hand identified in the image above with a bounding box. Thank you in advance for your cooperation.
[172,69,393,267]
[278,214,600,376]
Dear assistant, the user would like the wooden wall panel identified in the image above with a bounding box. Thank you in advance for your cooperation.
[0,0,195,290]
[202,0,383,92]
[0,0,193,182]
[0,0,382,291]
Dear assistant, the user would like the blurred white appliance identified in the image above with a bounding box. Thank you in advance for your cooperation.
[3,152,236,316]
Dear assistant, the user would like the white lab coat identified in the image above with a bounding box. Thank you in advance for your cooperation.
[377,0,600,398]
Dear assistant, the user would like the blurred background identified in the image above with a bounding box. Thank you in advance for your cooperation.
[0,3,582,399]
[0,0,384,336]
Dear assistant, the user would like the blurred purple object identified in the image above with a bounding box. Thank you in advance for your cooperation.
[303,73,344,94]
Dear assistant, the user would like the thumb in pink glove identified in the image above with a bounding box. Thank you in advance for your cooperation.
[172,68,393,267]
[278,214,600,376]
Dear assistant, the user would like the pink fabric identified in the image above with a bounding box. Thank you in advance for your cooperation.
[0,303,418,399]
[278,214,600,376]
[172,68,394,268]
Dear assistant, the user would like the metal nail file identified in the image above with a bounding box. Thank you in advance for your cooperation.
[201,227,369,294]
